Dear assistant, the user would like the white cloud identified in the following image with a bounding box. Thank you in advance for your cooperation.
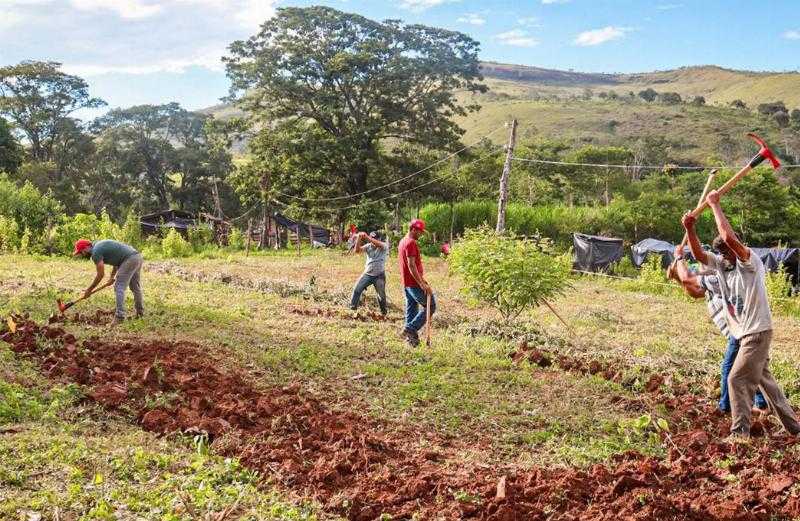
[0,11,26,30]
[70,0,163,20]
[517,16,541,27]
[574,26,628,46]
[399,0,459,12]
[783,30,800,40]
[541,0,569,4]
[656,3,683,9]
[496,29,538,47]
[457,13,485,26]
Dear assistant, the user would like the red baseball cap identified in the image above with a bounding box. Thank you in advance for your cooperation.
[409,219,426,232]
[73,239,92,256]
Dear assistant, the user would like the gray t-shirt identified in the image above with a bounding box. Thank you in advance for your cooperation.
[702,248,772,339]
[363,239,389,276]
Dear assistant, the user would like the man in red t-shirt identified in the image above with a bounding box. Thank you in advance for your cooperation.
[398,219,435,347]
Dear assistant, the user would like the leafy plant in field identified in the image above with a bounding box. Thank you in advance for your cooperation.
[765,264,793,314]
[449,226,571,323]
[0,215,19,252]
[227,227,244,250]
[187,223,214,251]
[160,228,192,258]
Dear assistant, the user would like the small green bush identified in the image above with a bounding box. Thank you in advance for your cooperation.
[227,227,245,250]
[119,210,143,249]
[766,265,793,314]
[161,228,192,257]
[187,223,214,251]
[611,256,638,278]
[449,226,571,323]
[0,215,19,252]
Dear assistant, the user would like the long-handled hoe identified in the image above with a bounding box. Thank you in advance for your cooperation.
[56,281,114,315]
[425,292,432,347]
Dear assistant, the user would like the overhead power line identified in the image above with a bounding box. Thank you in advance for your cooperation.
[273,145,505,213]
[274,125,506,203]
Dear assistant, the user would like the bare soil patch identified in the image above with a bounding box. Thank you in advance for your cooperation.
[4,315,800,520]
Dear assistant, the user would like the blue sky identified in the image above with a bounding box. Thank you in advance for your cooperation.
[1,0,799,118]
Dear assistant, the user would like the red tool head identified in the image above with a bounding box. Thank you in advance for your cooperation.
[747,133,781,170]
[56,299,68,314]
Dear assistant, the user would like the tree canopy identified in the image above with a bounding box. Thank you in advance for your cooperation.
[224,6,486,204]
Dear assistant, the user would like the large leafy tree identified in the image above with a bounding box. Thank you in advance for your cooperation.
[0,61,105,162]
[90,103,237,216]
[0,117,23,174]
[224,6,486,201]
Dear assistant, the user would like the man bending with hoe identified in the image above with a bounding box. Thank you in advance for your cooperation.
[73,238,144,325]
[398,219,435,347]
[667,246,768,415]
[682,191,800,439]
[350,231,390,316]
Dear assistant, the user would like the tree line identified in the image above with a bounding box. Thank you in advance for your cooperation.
[2,5,800,253]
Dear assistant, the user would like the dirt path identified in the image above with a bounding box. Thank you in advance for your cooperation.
[4,315,800,520]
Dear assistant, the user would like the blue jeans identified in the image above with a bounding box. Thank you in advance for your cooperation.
[349,273,387,315]
[404,287,436,333]
[720,336,767,412]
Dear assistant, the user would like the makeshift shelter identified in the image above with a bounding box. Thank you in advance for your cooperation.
[140,210,198,236]
[751,247,800,286]
[273,212,332,246]
[632,238,678,269]
[572,233,624,272]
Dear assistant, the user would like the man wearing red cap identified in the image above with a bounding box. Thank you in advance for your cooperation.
[398,219,435,347]
[73,239,144,325]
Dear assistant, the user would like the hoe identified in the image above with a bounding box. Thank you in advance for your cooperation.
[56,280,114,315]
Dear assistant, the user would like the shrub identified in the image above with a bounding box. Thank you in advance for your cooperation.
[766,265,793,314]
[611,256,638,278]
[0,215,19,252]
[187,223,214,251]
[227,227,245,250]
[0,174,63,249]
[119,211,142,248]
[51,213,105,255]
[161,228,192,257]
[449,226,571,323]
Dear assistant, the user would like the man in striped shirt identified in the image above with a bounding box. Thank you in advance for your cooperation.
[668,248,767,413]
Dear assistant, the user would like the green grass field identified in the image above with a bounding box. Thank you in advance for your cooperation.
[4,250,800,518]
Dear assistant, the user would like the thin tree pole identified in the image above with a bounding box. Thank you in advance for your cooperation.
[496,119,518,234]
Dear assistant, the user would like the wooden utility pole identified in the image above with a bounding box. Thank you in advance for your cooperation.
[496,119,518,234]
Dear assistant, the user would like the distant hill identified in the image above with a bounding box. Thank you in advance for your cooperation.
[207,62,800,165]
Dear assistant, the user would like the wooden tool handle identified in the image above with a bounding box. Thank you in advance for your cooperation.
[689,163,753,219]
[678,169,717,249]
[425,292,432,346]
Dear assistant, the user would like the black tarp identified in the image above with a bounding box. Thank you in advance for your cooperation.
[572,233,624,272]
[632,238,676,269]
[140,210,197,236]
[751,247,800,285]
[273,212,331,246]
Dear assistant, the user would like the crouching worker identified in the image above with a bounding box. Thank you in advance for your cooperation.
[73,239,144,325]
[398,219,435,347]
[682,190,800,440]
[667,245,768,415]
[350,231,389,315]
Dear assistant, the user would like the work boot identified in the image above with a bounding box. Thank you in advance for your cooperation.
[112,316,124,326]
[403,329,419,347]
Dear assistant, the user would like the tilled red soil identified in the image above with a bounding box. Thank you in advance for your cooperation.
[4,315,800,520]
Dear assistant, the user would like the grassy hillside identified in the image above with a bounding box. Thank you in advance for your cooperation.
[208,61,800,164]
[456,78,787,164]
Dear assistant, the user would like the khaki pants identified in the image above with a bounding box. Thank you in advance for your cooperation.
[729,329,800,435]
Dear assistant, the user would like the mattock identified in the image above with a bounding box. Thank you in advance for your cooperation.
[688,133,781,218]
